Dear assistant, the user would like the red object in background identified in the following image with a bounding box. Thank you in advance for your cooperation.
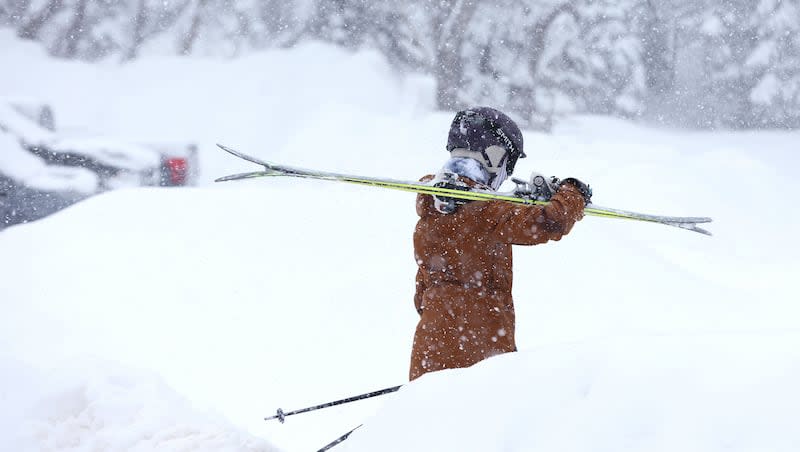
[165,157,188,185]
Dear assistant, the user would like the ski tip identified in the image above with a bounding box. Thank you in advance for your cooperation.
[216,143,273,167]
[216,143,245,157]
[216,143,250,160]
[216,143,242,159]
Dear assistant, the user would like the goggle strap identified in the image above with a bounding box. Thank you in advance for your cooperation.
[480,149,493,167]
[498,152,508,169]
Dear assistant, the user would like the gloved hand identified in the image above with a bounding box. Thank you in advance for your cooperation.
[432,173,473,214]
[561,177,592,205]
[511,173,560,202]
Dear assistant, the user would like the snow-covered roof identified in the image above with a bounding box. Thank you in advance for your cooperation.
[0,102,54,147]
[0,97,55,129]
[47,137,161,172]
[0,129,98,193]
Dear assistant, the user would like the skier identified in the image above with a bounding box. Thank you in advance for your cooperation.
[409,107,591,380]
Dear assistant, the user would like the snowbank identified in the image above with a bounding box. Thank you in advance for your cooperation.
[344,333,800,452]
[0,358,276,452]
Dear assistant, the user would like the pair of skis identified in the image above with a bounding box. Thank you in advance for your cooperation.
[214,144,712,236]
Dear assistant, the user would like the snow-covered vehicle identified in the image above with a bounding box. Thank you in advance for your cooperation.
[27,137,198,189]
[0,99,198,229]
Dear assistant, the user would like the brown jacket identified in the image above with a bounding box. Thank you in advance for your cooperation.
[409,180,586,380]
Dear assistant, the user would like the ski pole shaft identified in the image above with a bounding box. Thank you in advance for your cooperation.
[318,424,362,452]
[265,385,402,423]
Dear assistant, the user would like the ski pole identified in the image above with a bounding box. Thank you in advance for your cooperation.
[318,424,362,452]
[265,385,402,423]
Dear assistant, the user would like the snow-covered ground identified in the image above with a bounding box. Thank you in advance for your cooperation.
[1,30,799,451]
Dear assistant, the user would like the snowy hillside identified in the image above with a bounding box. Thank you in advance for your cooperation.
[2,31,800,452]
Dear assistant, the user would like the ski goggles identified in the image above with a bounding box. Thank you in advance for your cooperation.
[449,146,508,175]
[440,156,491,185]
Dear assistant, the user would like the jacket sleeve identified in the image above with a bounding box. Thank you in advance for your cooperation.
[415,175,436,218]
[488,183,586,245]
[414,267,426,314]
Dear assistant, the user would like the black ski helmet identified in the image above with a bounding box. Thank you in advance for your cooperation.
[446,107,525,175]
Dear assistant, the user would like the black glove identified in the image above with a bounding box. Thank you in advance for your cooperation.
[432,179,472,214]
[561,178,592,205]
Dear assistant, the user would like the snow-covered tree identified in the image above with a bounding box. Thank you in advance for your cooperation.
[22,0,136,59]
[694,0,800,128]
[457,0,644,127]
[746,0,800,128]
[365,2,429,71]
[572,0,646,116]
[419,0,479,110]
[302,0,371,49]
[173,0,260,56]
[1,0,797,129]
[454,1,581,127]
